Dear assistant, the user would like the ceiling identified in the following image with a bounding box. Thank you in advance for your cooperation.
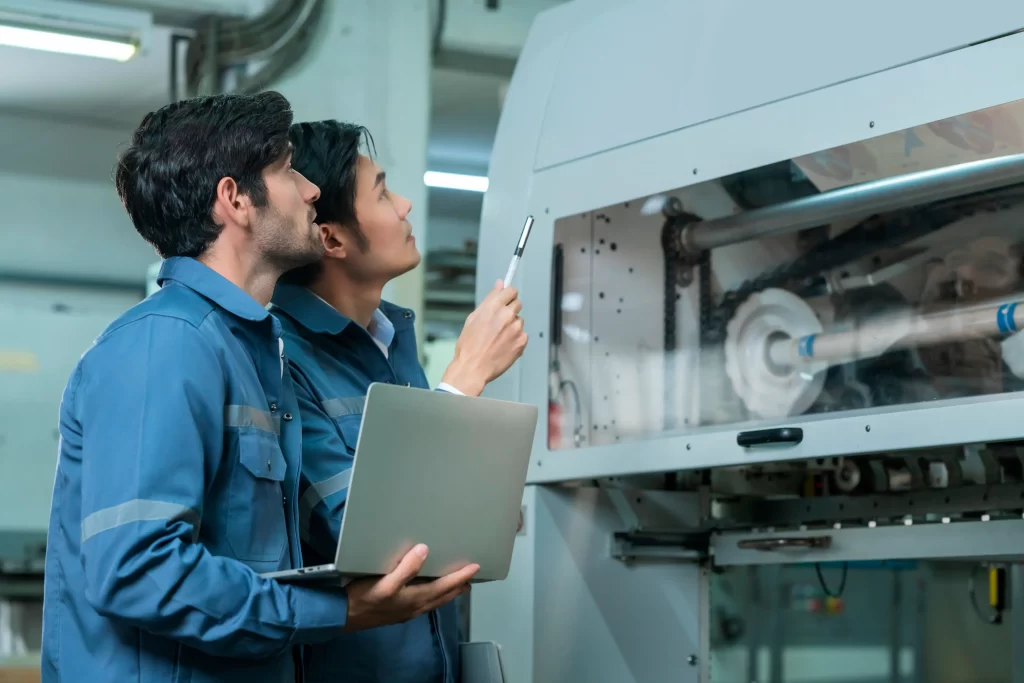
[429,66,507,175]
[0,25,174,129]
[0,18,509,167]
[0,2,508,230]
[427,66,507,223]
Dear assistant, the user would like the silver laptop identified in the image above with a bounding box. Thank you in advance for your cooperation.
[263,382,538,583]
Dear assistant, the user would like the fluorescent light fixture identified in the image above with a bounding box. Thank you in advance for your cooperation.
[424,171,489,193]
[0,0,150,62]
[0,24,136,60]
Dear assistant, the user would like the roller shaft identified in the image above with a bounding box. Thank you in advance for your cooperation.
[770,300,1022,367]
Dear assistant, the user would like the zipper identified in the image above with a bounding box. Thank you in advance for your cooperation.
[429,609,449,682]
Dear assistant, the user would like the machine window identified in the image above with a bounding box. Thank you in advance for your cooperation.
[547,98,1024,451]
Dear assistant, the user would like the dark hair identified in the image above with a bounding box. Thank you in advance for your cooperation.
[279,120,374,287]
[114,91,294,259]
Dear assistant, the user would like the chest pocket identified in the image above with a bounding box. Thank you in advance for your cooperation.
[225,405,288,565]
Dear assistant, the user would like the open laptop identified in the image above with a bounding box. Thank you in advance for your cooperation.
[263,382,538,583]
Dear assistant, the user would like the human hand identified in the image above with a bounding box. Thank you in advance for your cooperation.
[441,279,528,396]
[343,544,479,632]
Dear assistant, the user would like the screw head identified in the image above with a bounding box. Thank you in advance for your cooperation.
[687,654,698,666]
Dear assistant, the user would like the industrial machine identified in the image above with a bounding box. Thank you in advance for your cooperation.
[472,1,1024,681]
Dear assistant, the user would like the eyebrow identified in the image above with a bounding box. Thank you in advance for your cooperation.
[374,171,386,189]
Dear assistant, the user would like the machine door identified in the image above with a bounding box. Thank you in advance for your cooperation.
[541,96,1024,475]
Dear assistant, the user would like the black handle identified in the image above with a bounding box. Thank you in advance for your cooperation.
[737,427,803,448]
[550,244,564,347]
[737,536,831,551]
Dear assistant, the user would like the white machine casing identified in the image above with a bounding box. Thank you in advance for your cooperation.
[472,1,1024,682]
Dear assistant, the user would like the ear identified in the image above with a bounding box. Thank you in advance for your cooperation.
[210,177,253,230]
[321,222,348,260]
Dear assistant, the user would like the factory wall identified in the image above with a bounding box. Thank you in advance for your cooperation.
[0,112,154,286]
[0,111,150,547]
[428,213,480,251]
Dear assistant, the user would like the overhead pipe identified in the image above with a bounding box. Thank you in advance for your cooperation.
[183,0,323,96]
[681,153,1024,253]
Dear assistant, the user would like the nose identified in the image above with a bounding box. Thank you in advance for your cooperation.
[297,170,321,203]
[396,192,412,220]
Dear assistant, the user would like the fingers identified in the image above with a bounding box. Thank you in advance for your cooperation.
[419,563,480,600]
[497,285,518,305]
[418,583,471,616]
[376,544,428,596]
[498,299,522,326]
[480,283,514,312]
[494,278,503,291]
[508,297,523,318]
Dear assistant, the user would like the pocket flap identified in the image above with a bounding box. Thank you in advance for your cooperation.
[238,432,287,481]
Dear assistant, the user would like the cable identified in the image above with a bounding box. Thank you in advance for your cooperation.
[968,564,1003,625]
[814,562,848,599]
[432,0,448,56]
[557,378,583,447]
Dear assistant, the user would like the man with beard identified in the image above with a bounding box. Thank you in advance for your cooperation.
[41,93,479,683]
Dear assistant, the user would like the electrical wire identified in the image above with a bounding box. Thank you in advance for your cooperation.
[814,562,848,599]
[968,564,1002,625]
[556,377,583,447]
[432,0,448,56]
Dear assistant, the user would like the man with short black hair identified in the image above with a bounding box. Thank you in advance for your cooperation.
[41,94,479,683]
[271,120,527,682]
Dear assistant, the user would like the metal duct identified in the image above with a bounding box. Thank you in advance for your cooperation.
[182,0,323,97]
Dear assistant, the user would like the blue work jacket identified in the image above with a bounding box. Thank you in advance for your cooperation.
[270,284,460,683]
[41,257,350,683]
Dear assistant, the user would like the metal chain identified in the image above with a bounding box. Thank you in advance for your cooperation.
[699,186,1024,347]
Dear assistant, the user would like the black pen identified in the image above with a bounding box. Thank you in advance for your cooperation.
[502,216,535,287]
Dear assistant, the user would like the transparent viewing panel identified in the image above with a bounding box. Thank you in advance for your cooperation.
[547,98,1024,450]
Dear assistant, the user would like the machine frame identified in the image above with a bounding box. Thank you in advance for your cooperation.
[471,3,1024,682]
[496,28,1024,485]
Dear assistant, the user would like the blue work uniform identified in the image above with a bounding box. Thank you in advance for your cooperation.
[270,283,460,683]
[41,257,350,683]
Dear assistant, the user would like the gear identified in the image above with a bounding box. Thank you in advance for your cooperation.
[724,288,826,419]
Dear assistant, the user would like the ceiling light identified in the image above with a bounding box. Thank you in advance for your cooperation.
[0,24,136,60]
[424,171,489,193]
[0,0,150,62]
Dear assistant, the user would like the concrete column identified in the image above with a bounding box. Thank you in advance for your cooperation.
[272,0,432,354]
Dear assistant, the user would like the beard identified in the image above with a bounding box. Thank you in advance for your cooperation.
[254,205,324,272]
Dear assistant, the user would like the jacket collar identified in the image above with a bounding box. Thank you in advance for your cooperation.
[157,257,274,324]
[271,284,417,337]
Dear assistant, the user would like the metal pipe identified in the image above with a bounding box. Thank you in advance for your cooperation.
[770,299,1023,368]
[682,153,1024,252]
